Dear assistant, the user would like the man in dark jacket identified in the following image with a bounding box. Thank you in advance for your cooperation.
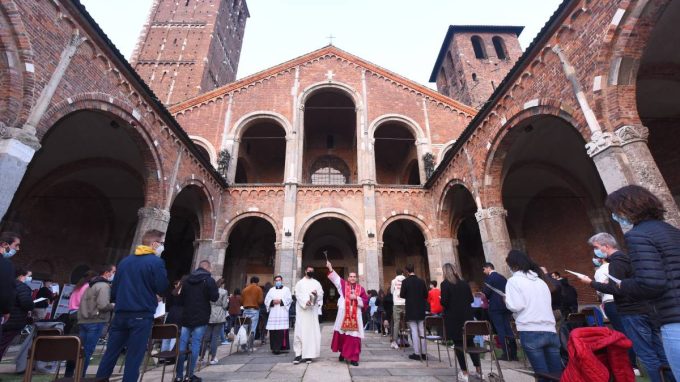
[96,229,169,382]
[399,263,428,361]
[175,260,218,382]
[551,272,578,317]
[0,232,20,338]
[0,268,33,361]
[578,232,671,382]
[482,262,517,361]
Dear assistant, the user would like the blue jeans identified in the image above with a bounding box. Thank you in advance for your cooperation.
[488,310,517,357]
[176,325,207,379]
[519,331,563,381]
[603,302,638,368]
[96,315,153,382]
[243,308,259,335]
[661,323,680,382]
[620,314,674,382]
[64,322,106,377]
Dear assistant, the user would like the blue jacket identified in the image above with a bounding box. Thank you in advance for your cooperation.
[111,253,169,318]
[619,220,680,326]
[483,271,509,312]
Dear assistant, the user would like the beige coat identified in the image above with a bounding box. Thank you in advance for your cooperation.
[77,278,114,324]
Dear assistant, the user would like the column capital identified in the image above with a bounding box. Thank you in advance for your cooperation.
[475,207,507,222]
[586,130,621,157]
[137,207,171,223]
[213,241,228,249]
[0,123,41,151]
[616,124,649,146]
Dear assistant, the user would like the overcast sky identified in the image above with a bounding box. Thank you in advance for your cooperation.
[80,0,563,89]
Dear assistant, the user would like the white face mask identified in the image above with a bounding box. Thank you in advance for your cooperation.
[155,245,165,256]
[25,276,32,283]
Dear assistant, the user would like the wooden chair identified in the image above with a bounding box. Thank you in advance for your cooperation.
[463,320,503,380]
[23,335,86,382]
[419,315,451,367]
[140,324,189,382]
[36,328,63,337]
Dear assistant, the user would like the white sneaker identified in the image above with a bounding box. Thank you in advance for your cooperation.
[457,371,469,382]
[390,341,399,349]
[633,368,641,377]
[209,359,218,365]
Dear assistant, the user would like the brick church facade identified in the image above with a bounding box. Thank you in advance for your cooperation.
[0,0,678,306]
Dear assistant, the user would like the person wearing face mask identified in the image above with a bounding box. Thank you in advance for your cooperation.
[0,268,33,361]
[0,232,21,335]
[64,265,116,378]
[95,230,169,382]
[577,232,663,381]
[264,275,293,354]
[293,265,324,365]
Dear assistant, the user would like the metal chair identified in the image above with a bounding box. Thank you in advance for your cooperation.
[566,312,587,326]
[419,315,451,367]
[463,320,503,380]
[397,311,411,352]
[140,324,189,382]
[23,335,85,382]
[580,307,598,326]
[510,320,528,367]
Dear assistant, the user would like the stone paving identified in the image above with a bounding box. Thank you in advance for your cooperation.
[0,324,536,381]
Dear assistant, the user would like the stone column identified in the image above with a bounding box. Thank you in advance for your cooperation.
[587,126,680,227]
[415,139,429,184]
[587,208,616,234]
[130,207,171,254]
[277,182,298,285]
[362,184,380,291]
[377,241,385,290]
[213,241,228,279]
[425,237,460,283]
[475,207,512,276]
[224,138,239,183]
[0,128,40,220]
[274,241,296,285]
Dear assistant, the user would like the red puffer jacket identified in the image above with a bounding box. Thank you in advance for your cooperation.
[561,327,634,382]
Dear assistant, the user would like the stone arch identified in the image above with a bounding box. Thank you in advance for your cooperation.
[0,0,35,128]
[230,110,292,139]
[38,95,164,207]
[298,81,363,110]
[436,179,478,228]
[171,179,216,238]
[437,140,457,165]
[368,114,425,140]
[189,135,217,166]
[378,214,432,242]
[297,208,363,242]
[220,211,281,243]
[481,104,586,206]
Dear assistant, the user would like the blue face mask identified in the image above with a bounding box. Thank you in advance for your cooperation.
[2,248,16,259]
[592,258,602,267]
[275,281,282,288]
[25,276,32,284]
[593,248,607,259]
[612,213,634,230]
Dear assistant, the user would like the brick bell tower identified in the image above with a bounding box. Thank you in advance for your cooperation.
[131,0,249,106]
[430,25,523,109]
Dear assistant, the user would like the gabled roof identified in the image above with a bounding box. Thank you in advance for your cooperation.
[169,45,477,115]
[429,25,524,82]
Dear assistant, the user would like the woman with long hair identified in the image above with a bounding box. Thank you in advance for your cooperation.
[504,250,561,380]
[606,185,680,380]
[440,263,481,381]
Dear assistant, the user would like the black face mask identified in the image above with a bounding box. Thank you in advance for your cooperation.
[306,271,314,278]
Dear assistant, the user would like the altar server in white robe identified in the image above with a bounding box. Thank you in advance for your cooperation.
[265,275,293,354]
[293,265,324,364]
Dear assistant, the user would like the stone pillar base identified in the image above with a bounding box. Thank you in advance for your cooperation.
[0,137,39,220]
[476,207,512,276]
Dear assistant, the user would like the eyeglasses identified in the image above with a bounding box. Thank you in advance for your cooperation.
[156,241,165,245]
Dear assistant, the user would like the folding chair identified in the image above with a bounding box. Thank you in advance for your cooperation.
[23,335,93,382]
[397,311,411,352]
[36,328,63,337]
[420,315,451,367]
[580,308,598,326]
[566,312,587,326]
[463,321,503,380]
[140,324,189,382]
[510,320,528,367]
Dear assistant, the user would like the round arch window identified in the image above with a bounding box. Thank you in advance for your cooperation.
[310,155,349,185]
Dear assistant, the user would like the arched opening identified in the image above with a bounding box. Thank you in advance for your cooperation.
[636,0,680,208]
[235,160,248,183]
[471,35,487,59]
[381,220,430,291]
[443,185,484,285]
[498,115,610,304]
[192,142,212,164]
[374,122,419,185]
[1,110,149,283]
[310,155,349,185]
[163,185,210,281]
[303,89,357,184]
[492,36,508,60]
[223,217,276,293]
[236,121,286,183]
[302,217,357,321]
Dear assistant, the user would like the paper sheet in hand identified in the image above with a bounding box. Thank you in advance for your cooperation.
[565,270,588,279]
[33,297,47,304]
[484,282,505,297]
[154,302,166,319]
[606,273,622,285]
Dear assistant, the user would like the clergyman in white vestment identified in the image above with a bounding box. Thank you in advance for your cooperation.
[293,265,324,364]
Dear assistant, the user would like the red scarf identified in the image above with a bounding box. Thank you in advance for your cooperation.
[341,281,360,331]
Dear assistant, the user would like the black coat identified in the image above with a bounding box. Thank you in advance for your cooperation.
[483,272,509,313]
[590,251,648,315]
[179,268,218,328]
[441,279,474,342]
[399,274,428,321]
[0,257,15,315]
[164,292,183,326]
[3,280,34,331]
[619,220,680,326]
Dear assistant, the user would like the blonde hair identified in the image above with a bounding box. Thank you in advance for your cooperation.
[443,263,461,284]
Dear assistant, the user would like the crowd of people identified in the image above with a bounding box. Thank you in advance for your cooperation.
[1,184,680,382]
